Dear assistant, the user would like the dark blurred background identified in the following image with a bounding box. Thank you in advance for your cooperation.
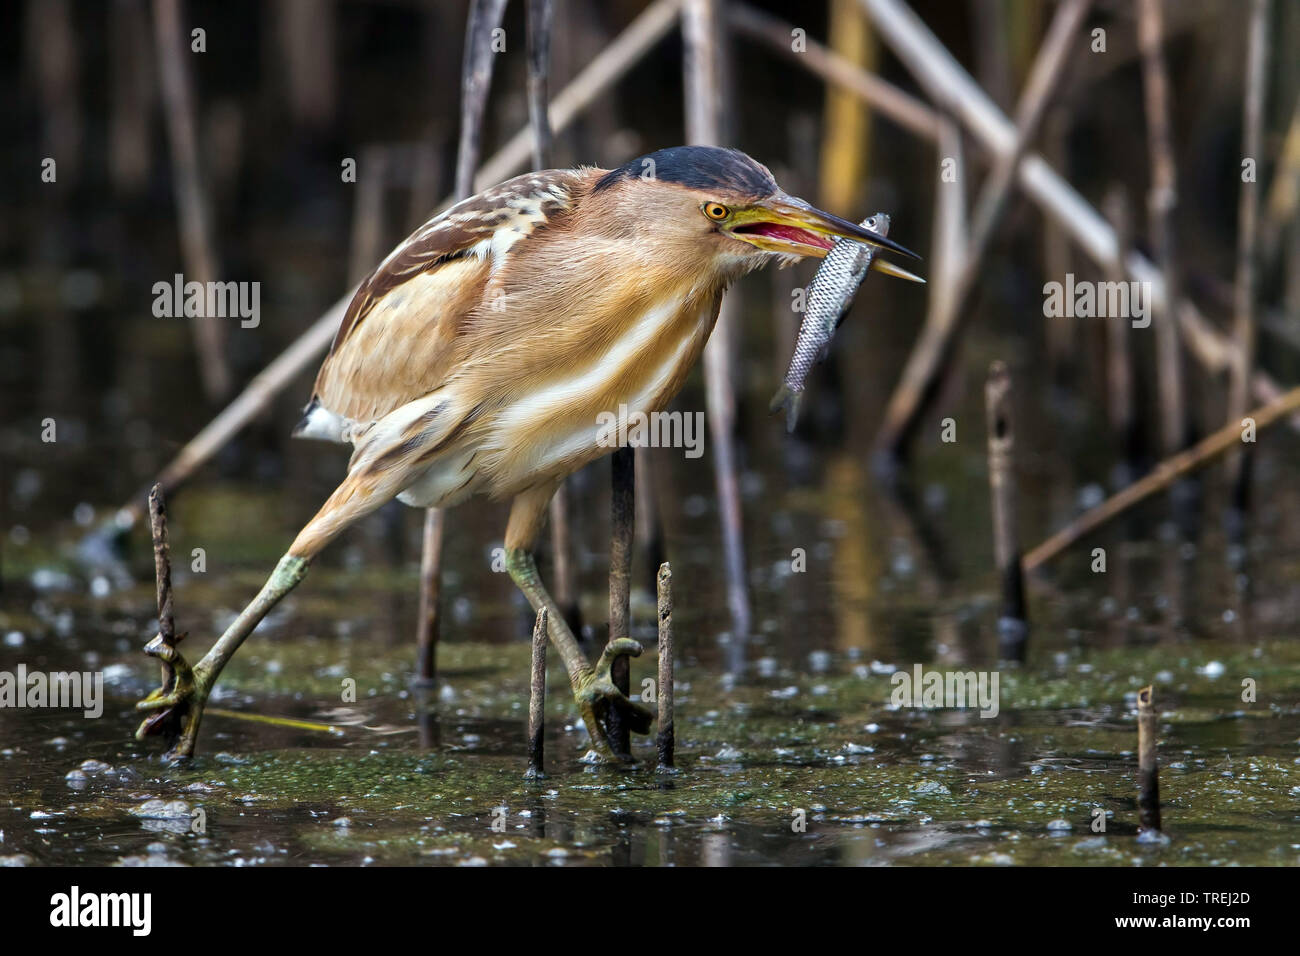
[3,0,1299,649]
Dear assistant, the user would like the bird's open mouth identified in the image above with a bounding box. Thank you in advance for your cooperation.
[731,221,835,251]
[726,194,920,261]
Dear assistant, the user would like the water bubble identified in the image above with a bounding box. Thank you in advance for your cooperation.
[913,780,950,795]
[1077,484,1105,509]
[130,799,191,820]
[683,495,709,518]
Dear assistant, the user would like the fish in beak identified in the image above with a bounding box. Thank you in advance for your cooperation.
[726,194,924,281]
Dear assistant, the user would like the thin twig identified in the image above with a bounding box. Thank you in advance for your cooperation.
[348,145,389,287]
[1261,95,1300,265]
[526,0,555,170]
[1226,0,1272,499]
[684,0,751,643]
[1138,0,1188,457]
[985,362,1026,661]
[455,0,509,200]
[1023,384,1300,571]
[152,0,231,400]
[1103,187,1138,473]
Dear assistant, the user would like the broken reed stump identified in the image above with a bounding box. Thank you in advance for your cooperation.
[1136,685,1162,837]
[139,482,190,741]
[656,562,674,771]
[147,483,179,691]
[605,445,635,757]
[985,362,1027,661]
[526,607,547,779]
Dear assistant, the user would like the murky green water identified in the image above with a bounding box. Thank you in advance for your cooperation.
[4,413,1300,865]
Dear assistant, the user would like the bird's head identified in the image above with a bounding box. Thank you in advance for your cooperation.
[591,145,923,280]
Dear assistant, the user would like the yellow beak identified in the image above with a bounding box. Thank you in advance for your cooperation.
[725,194,922,275]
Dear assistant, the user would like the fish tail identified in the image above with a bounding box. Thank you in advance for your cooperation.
[785,391,803,433]
[769,385,803,433]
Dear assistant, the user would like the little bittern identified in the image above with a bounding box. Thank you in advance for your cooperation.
[136,145,921,759]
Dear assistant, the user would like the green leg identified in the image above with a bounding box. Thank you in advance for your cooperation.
[505,547,652,760]
[136,554,310,760]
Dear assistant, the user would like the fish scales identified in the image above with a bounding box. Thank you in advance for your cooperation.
[770,213,890,432]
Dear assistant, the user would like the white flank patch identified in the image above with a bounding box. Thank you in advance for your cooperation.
[396,449,480,508]
[505,305,708,477]
[494,299,682,440]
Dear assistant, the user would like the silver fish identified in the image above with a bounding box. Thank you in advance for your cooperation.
[771,213,905,432]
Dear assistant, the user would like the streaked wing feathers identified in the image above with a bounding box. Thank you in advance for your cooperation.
[307,170,583,429]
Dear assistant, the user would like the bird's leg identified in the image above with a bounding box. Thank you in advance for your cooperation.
[135,554,310,760]
[504,548,652,760]
[504,486,653,761]
[136,463,398,759]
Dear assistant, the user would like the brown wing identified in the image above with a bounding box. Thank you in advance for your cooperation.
[307,169,585,429]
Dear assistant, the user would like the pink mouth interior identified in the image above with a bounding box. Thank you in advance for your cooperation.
[733,222,834,250]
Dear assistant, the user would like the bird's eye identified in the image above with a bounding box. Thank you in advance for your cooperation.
[703,202,730,221]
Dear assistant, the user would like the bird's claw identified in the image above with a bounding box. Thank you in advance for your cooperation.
[134,633,208,760]
[575,638,654,762]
